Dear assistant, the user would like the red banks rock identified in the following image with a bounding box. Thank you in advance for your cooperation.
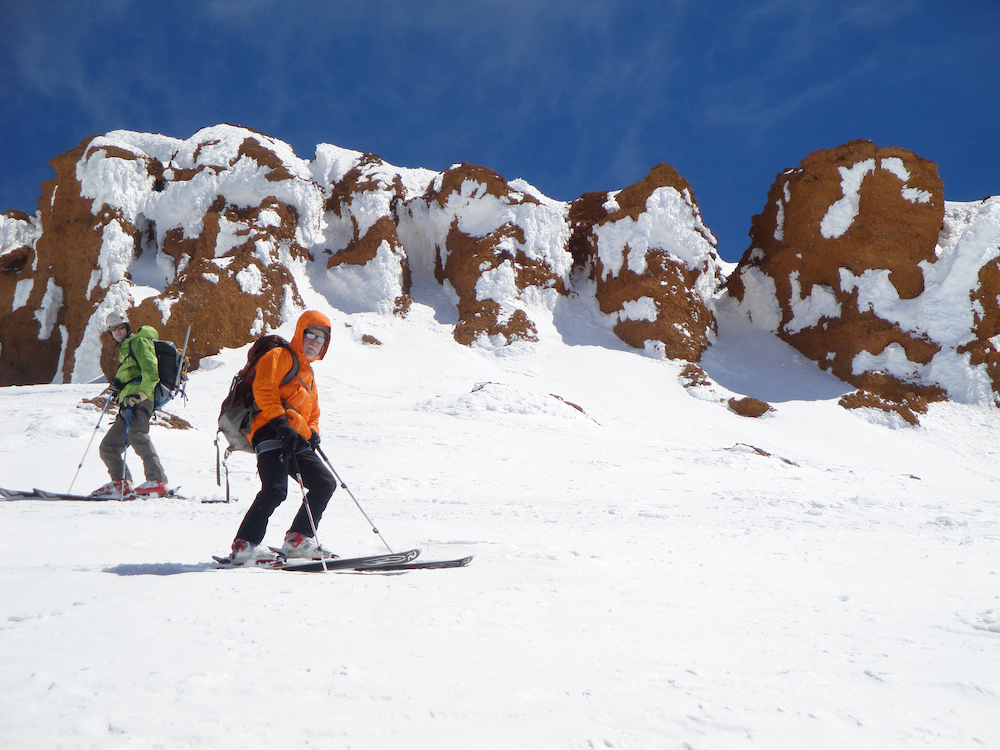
[727,139,1000,420]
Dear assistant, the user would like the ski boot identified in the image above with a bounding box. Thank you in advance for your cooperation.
[280,531,339,560]
[134,480,169,497]
[230,538,282,566]
[89,479,135,500]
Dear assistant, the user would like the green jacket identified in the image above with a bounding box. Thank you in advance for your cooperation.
[115,325,159,403]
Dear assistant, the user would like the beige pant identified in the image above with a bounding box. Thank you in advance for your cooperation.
[99,401,167,482]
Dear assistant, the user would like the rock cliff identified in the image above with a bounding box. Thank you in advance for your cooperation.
[0,125,722,386]
[727,139,1000,422]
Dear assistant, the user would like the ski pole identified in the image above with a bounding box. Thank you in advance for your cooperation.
[68,393,114,494]
[290,452,328,572]
[174,324,192,403]
[120,407,132,501]
[214,436,231,503]
[315,446,393,553]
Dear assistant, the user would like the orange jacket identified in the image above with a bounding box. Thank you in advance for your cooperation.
[249,310,332,442]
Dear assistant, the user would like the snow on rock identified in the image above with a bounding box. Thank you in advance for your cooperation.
[0,127,319,385]
[0,127,725,386]
[726,139,1000,422]
[0,209,42,381]
[1,139,110,385]
[0,210,40,269]
[402,162,573,346]
[314,150,435,316]
[568,163,722,360]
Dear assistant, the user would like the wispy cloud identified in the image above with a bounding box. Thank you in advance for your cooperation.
[690,0,927,131]
[0,0,994,224]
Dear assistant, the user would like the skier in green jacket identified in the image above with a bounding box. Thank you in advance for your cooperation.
[90,310,169,499]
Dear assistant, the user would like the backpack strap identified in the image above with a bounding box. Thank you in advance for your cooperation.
[279,343,300,385]
[124,340,158,397]
[125,341,141,386]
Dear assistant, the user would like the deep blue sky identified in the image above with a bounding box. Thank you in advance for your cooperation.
[1,0,997,262]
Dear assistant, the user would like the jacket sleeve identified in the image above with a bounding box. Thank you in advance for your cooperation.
[252,347,293,425]
[132,337,160,399]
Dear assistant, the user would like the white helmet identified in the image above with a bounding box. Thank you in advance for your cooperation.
[106,310,130,331]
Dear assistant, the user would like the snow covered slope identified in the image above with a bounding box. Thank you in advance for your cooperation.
[1,128,999,749]
[1,289,998,748]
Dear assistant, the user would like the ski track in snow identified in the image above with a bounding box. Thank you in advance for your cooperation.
[1,303,999,749]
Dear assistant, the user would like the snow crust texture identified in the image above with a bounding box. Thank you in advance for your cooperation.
[726,139,1000,422]
[0,125,721,386]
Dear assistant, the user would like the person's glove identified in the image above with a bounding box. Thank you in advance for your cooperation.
[108,378,124,396]
[122,392,148,408]
[269,417,299,456]
[308,430,321,450]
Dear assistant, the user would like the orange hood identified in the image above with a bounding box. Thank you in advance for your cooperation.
[293,310,332,362]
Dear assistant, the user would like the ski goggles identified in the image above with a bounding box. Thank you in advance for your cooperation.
[303,327,329,343]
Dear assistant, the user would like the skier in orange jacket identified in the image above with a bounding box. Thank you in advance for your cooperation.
[230,310,337,564]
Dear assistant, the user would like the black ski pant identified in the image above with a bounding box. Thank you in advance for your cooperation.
[235,436,336,545]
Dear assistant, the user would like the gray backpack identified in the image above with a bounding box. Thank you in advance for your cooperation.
[216,335,299,455]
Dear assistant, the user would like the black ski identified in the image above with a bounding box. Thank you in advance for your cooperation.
[269,548,472,571]
[0,487,186,501]
[212,548,421,572]
[268,545,337,559]
[354,555,474,572]
[1,487,110,501]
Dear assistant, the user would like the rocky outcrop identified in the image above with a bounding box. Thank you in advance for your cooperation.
[402,162,572,347]
[726,139,1000,420]
[0,208,44,384]
[319,151,417,316]
[728,397,773,418]
[5,127,999,424]
[569,164,721,359]
[2,127,315,385]
[0,126,724,386]
[1,140,104,385]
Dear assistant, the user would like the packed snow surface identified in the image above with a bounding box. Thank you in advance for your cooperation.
[1,294,999,749]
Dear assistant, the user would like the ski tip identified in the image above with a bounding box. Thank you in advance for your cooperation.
[34,488,125,501]
[355,553,474,572]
